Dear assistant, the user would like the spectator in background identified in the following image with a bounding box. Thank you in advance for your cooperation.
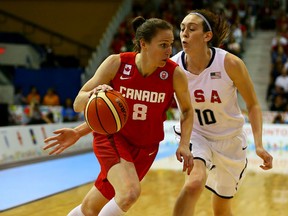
[267,44,287,100]
[110,34,126,54]
[26,86,41,104]
[14,86,27,105]
[42,88,60,106]
[233,16,246,53]
[46,111,55,124]
[284,104,288,123]
[62,98,79,122]
[270,94,286,111]
[274,63,288,97]
[225,0,238,24]
[225,30,242,57]
[27,101,53,125]
[272,112,285,123]
[267,55,285,103]
[246,1,258,38]
[271,30,288,53]
[276,10,288,39]
[271,44,287,66]
[172,39,182,56]
[258,0,275,30]
[237,0,247,24]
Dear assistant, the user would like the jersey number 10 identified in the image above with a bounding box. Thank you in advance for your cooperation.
[195,109,216,126]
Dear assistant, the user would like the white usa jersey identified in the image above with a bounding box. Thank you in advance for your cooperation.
[171,48,245,139]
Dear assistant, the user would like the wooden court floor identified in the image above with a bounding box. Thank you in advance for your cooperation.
[1,170,288,216]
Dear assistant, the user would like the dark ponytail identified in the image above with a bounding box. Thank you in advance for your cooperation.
[132,16,146,33]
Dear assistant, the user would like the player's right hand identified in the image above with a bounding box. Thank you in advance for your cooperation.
[256,147,273,170]
[176,144,194,175]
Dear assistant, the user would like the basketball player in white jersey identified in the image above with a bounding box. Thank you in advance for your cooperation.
[172,9,273,216]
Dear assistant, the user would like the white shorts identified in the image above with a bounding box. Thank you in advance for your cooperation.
[174,125,248,198]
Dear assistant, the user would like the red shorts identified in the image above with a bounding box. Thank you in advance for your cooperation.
[93,132,159,200]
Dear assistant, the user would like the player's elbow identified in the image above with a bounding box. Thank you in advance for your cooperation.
[181,106,194,120]
[73,101,83,113]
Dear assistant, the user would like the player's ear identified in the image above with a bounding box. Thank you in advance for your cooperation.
[204,31,213,42]
[140,39,146,49]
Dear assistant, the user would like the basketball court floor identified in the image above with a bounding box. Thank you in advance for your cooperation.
[1,161,288,216]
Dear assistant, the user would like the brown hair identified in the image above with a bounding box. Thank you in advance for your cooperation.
[132,16,173,52]
[189,9,230,47]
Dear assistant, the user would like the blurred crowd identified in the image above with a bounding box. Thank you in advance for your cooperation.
[9,85,80,125]
[267,11,288,111]
[109,0,261,59]
[3,0,288,125]
[265,3,288,123]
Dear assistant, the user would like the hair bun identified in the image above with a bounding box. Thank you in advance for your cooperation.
[132,16,146,32]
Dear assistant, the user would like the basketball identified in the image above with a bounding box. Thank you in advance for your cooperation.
[84,90,129,135]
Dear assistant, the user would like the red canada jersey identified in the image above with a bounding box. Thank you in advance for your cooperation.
[111,52,177,148]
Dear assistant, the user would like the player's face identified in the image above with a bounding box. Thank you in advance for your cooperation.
[145,29,174,67]
[179,14,207,52]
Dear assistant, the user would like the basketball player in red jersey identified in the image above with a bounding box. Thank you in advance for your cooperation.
[172,9,273,216]
[43,16,194,216]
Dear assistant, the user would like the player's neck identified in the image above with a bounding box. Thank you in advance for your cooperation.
[136,54,156,77]
[185,48,211,75]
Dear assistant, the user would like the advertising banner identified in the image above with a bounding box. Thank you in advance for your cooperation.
[1,121,287,174]
[0,122,92,168]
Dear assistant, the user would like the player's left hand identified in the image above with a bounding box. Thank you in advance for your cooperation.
[176,144,194,175]
[256,147,273,170]
[43,128,80,155]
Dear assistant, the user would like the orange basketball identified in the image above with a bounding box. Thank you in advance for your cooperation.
[84,90,129,135]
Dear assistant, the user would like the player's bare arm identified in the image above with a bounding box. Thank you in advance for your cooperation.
[173,66,194,174]
[225,53,273,170]
[73,54,120,112]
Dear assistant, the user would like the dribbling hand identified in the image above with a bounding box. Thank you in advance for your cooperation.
[94,84,113,93]
[88,84,113,99]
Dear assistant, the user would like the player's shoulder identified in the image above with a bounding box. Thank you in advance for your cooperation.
[108,52,136,61]
[224,50,244,68]
[119,52,137,59]
[119,52,138,64]
[223,49,247,80]
[213,47,241,63]
[209,47,242,70]
[106,53,120,62]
